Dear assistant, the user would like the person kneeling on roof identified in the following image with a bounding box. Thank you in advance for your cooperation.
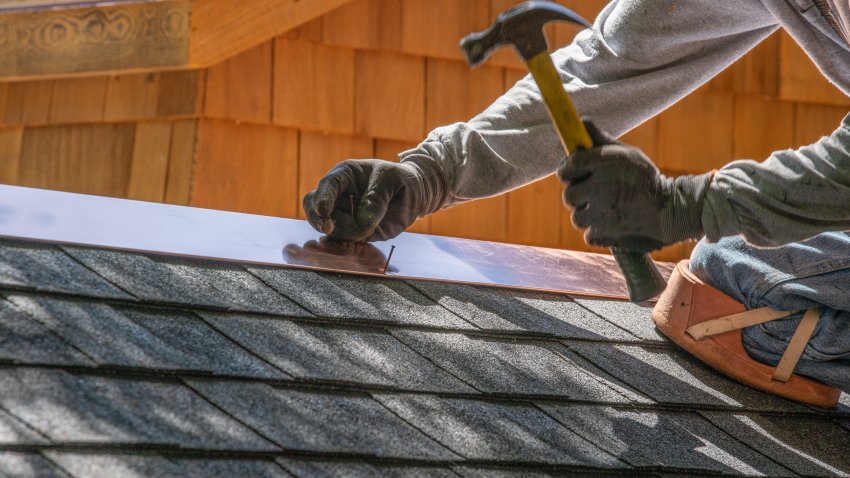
[303,0,850,397]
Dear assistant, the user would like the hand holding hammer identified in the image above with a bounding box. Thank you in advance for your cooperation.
[460,1,670,301]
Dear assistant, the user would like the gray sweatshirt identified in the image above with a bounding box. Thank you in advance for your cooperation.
[400,0,850,247]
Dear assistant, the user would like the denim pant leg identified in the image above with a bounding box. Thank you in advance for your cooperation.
[688,232,850,391]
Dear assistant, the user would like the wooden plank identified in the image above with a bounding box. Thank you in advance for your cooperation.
[284,17,324,43]
[620,116,659,159]
[711,34,781,95]
[0,1,113,12]
[0,1,190,79]
[731,32,780,96]
[189,0,355,66]
[400,0,490,61]
[430,195,508,243]
[2,80,53,125]
[17,123,136,197]
[298,131,374,219]
[49,76,108,123]
[273,38,354,134]
[205,40,272,124]
[323,0,402,51]
[506,174,562,247]
[164,119,197,205]
[733,94,794,160]
[656,87,734,173]
[0,128,23,184]
[103,73,161,121]
[127,121,172,202]
[374,138,430,234]
[156,70,204,117]
[779,32,850,106]
[426,58,504,131]
[794,102,849,147]
[355,50,425,141]
[503,67,528,89]
[192,120,299,217]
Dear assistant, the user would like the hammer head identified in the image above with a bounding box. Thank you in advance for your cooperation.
[460,1,591,66]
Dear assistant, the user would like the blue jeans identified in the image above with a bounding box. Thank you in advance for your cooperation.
[689,232,850,392]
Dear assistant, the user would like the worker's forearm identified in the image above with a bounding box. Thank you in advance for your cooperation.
[400,0,777,210]
[703,114,850,246]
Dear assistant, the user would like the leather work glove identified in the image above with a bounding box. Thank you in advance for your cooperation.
[303,159,443,242]
[558,121,713,253]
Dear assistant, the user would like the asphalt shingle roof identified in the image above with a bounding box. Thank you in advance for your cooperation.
[0,237,848,477]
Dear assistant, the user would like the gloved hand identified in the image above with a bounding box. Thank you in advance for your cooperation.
[303,158,444,242]
[558,121,713,253]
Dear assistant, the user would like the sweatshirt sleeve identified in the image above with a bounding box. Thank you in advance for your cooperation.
[703,114,850,246]
[400,0,778,212]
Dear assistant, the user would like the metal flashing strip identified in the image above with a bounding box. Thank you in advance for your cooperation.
[0,185,671,300]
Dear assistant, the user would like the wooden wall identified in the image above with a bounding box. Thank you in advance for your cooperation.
[1,0,848,262]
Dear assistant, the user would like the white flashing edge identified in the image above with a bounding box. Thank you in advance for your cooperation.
[0,185,650,299]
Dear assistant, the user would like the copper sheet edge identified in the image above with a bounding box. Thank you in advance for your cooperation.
[0,185,672,300]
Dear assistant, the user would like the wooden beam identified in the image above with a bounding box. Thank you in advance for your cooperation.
[0,1,191,79]
[188,0,356,66]
[0,0,356,80]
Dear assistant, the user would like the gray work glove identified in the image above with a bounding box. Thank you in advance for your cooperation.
[303,158,445,242]
[558,121,713,253]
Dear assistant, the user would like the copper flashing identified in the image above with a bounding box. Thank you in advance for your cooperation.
[0,185,671,300]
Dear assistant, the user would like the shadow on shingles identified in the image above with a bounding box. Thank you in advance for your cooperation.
[58,246,310,317]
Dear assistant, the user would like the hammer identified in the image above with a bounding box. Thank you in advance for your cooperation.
[460,1,666,302]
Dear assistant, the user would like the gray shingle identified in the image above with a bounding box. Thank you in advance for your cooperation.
[9,295,285,379]
[0,407,47,444]
[247,267,383,319]
[374,393,623,466]
[409,281,637,341]
[0,299,93,367]
[0,368,276,450]
[251,266,474,328]
[548,343,652,404]
[275,459,379,478]
[276,458,457,478]
[450,467,601,478]
[187,380,458,460]
[539,404,789,475]
[392,330,630,402]
[570,297,664,341]
[201,312,473,392]
[0,239,128,299]
[701,412,850,477]
[567,342,810,412]
[45,453,293,478]
[325,274,474,328]
[63,247,308,316]
[0,452,69,478]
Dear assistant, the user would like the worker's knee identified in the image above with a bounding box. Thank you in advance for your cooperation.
[690,232,850,312]
[688,236,758,307]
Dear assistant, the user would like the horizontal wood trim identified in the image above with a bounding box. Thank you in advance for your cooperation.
[0,0,355,80]
[0,1,191,79]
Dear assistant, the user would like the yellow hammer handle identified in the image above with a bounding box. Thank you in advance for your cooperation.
[525,50,666,301]
[527,51,593,153]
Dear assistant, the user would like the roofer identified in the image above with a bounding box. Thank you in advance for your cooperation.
[303,0,850,401]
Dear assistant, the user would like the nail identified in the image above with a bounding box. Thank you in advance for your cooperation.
[383,245,396,274]
[349,194,355,216]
